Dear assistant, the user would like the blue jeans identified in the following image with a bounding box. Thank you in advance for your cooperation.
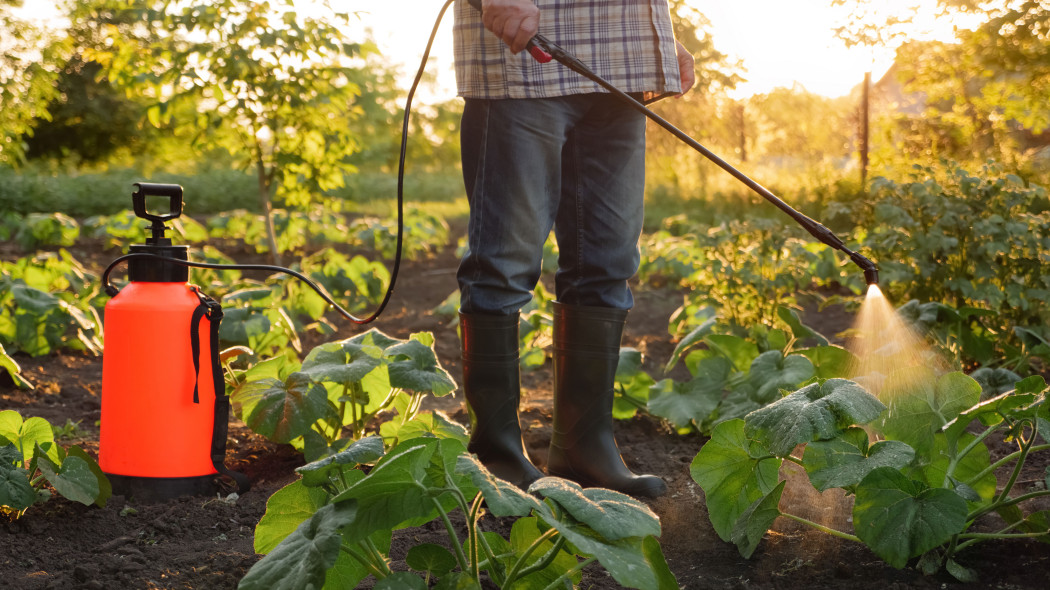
[457,94,646,315]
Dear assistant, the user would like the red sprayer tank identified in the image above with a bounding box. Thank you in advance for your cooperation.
[100,183,247,501]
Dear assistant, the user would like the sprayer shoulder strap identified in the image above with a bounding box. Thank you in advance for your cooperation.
[190,287,251,495]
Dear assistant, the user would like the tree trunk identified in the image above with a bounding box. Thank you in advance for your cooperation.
[737,101,747,163]
[860,71,870,188]
[256,157,282,267]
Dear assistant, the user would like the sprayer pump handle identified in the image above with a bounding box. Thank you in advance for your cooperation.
[132,182,183,242]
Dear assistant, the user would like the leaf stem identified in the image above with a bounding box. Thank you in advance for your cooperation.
[540,556,595,590]
[993,420,1035,505]
[944,421,998,487]
[965,443,1050,489]
[362,536,393,577]
[513,534,567,582]
[504,528,560,587]
[467,493,483,583]
[340,543,388,579]
[781,513,861,543]
[434,497,471,574]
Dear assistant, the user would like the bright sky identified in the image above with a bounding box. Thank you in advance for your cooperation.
[18,0,977,101]
[353,0,977,102]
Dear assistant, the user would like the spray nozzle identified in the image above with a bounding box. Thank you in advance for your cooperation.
[132,182,183,245]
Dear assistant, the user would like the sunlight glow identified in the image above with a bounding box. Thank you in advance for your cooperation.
[14,0,983,102]
[695,0,982,99]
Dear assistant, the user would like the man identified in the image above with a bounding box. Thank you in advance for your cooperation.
[454,0,695,499]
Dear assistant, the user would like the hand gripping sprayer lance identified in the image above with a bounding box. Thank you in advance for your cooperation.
[466,0,879,285]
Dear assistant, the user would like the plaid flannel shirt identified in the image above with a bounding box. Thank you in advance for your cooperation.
[453,0,682,100]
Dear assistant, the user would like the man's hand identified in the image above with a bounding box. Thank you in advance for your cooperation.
[482,0,539,55]
[675,40,695,96]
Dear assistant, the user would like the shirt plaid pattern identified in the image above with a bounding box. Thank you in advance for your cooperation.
[453,0,682,100]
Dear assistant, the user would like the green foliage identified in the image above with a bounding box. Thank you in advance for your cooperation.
[617,306,850,435]
[243,432,677,590]
[642,215,860,335]
[0,250,103,357]
[0,3,66,166]
[0,343,33,390]
[859,164,1050,327]
[15,212,80,249]
[691,372,1050,580]
[230,330,455,461]
[0,410,111,518]
[24,56,146,164]
[0,166,257,217]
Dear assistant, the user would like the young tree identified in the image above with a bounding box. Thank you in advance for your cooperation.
[832,0,1050,168]
[0,0,66,166]
[85,0,374,264]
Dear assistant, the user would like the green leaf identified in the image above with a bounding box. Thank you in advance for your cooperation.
[881,372,981,455]
[65,445,111,508]
[690,419,781,541]
[11,284,60,315]
[254,480,332,554]
[238,501,357,590]
[915,433,995,503]
[0,411,55,464]
[232,372,333,443]
[456,455,541,517]
[405,544,457,578]
[945,558,978,583]
[747,350,815,403]
[712,388,763,426]
[296,435,384,488]
[348,328,404,352]
[530,515,676,590]
[796,346,857,379]
[432,571,483,590]
[776,306,829,346]
[0,443,19,467]
[380,411,469,446]
[615,347,645,380]
[970,367,1021,400]
[745,379,886,457]
[664,318,716,373]
[300,340,383,385]
[386,340,456,396]
[0,462,35,511]
[0,344,33,390]
[803,431,915,492]
[375,572,428,590]
[503,517,580,588]
[530,478,661,541]
[853,467,968,569]
[35,450,99,506]
[647,377,721,429]
[330,440,443,544]
[730,480,785,558]
[705,334,760,372]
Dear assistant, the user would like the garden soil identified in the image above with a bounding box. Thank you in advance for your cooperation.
[2,236,1049,590]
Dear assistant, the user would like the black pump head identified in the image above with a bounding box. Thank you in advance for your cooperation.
[847,251,879,286]
[132,182,184,244]
[127,182,188,284]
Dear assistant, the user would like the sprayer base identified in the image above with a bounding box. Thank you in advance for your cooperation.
[106,473,217,503]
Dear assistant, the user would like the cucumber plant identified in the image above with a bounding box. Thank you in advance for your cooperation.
[0,410,111,518]
[690,373,1050,580]
[240,429,678,590]
[229,329,455,462]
